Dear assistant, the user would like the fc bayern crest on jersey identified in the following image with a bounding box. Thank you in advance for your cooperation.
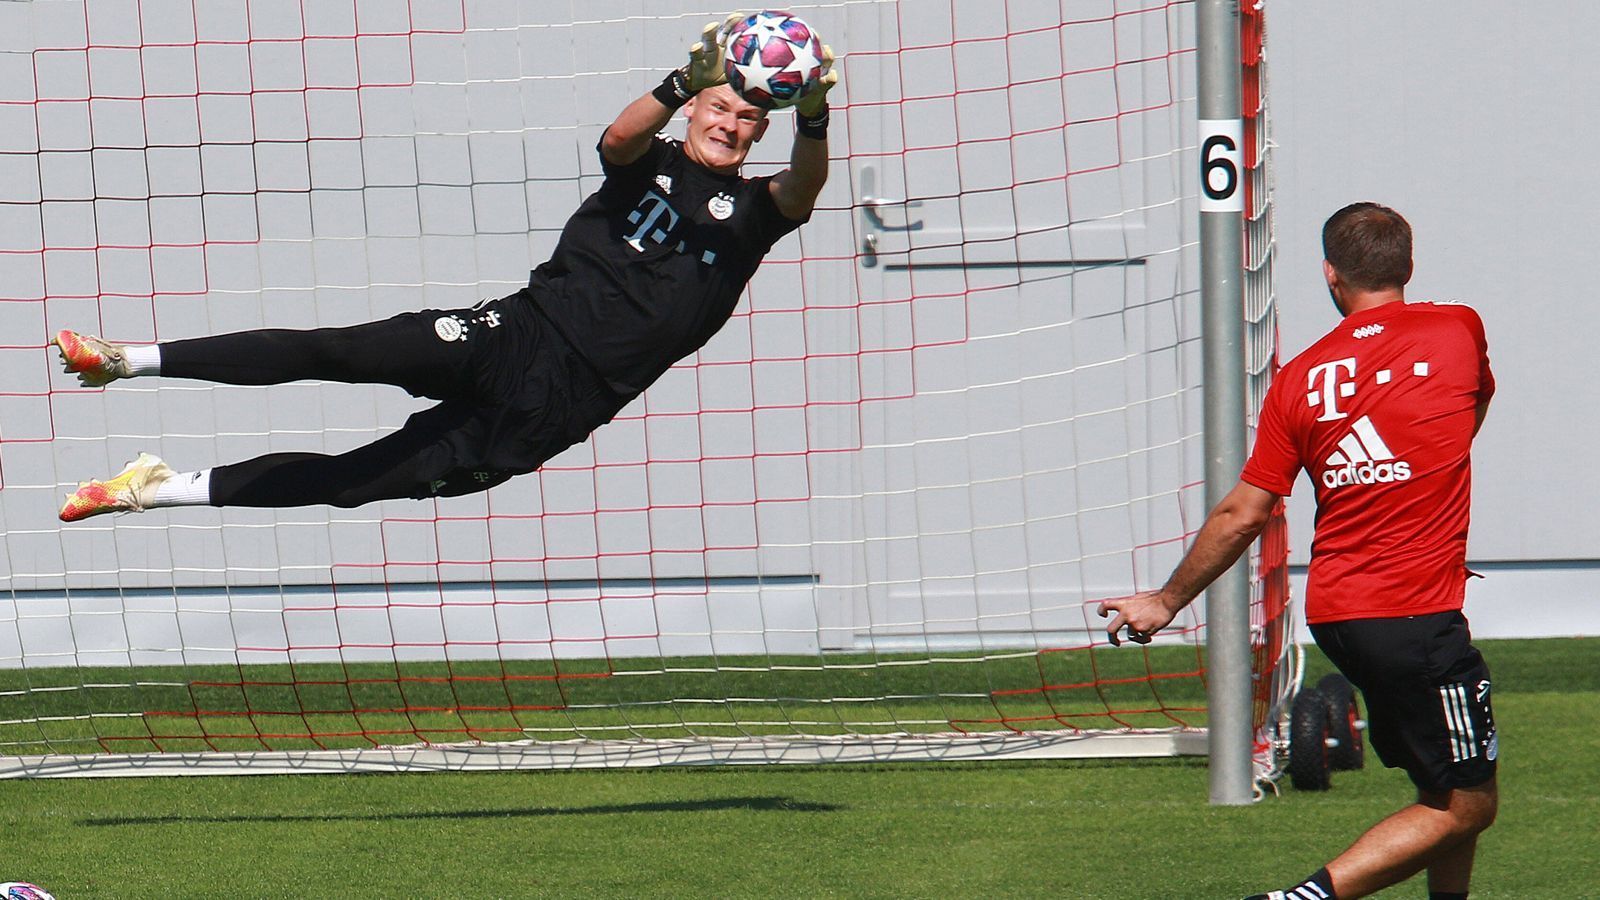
[434,315,465,342]
[708,192,735,220]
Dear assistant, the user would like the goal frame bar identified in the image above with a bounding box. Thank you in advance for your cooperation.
[1197,0,1255,807]
[0,731,1208,779]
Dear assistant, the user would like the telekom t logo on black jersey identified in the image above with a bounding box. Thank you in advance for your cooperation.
[623,190,719,265]
[624,191,679,252]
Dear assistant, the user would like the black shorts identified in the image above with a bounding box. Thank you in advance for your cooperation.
[196,289,631,507]
[1310,610,1497,792]
[405,292,629,498]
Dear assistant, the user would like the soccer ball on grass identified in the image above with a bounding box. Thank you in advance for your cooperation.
[723,10,827,109]
[0,884,56,900]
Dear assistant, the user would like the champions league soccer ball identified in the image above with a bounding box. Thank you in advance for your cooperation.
[723,10,827,109]
[0,884,56,900]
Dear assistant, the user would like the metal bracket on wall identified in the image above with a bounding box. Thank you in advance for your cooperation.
[857,166,922,267]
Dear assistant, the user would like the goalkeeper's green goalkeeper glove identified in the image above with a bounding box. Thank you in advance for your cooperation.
[794,45,839,118]
[684,12,747,92]
[655,12,744,108]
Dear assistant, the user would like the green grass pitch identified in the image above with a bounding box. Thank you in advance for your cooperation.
[0,637,1594,897]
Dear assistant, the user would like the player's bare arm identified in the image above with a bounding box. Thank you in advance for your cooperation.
[600,96,679,168]
[769,46,837,220]
[1098,479,1278,645]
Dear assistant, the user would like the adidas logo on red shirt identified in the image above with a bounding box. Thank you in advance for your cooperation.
[1321,415,1411,489]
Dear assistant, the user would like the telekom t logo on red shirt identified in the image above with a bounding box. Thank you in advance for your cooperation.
[1306,357,1358,422]
[1305,355,1418,491]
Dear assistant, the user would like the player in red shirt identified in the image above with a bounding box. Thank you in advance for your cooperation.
[1098,204,1496,900]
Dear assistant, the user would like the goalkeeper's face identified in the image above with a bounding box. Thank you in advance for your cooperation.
[684,85,770,173]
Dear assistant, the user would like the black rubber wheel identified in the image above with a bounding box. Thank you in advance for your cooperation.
[1317,673,1366,771]
[1288,686,1332,791]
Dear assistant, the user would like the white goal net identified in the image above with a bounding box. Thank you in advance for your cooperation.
[0,0,1289,776]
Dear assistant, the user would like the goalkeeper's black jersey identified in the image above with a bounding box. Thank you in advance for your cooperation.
[528,134,807,397]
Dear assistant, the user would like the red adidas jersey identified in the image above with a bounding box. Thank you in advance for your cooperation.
[1241,301,1494,624]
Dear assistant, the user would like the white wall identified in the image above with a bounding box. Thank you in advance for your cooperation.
[1266,1,1600,635]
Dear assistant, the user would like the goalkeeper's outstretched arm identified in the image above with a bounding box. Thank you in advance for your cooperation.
[769,46,838,221]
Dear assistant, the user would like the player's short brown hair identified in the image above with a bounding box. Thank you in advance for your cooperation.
[1322,202,1413,290]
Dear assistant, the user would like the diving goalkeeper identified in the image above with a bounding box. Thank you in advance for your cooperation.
[54,16,836,522]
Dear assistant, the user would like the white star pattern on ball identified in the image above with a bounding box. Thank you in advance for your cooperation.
[738,54,787,99]
[788,39,822,81]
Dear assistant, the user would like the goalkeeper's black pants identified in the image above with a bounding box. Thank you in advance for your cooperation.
[158,292,626,508]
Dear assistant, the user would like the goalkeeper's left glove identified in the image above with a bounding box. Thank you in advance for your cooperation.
[794,45,838,137]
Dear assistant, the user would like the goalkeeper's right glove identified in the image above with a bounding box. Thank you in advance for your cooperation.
[655,12,744,108]
[685,13,746,91]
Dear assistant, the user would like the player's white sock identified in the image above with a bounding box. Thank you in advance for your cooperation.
[152,468,212,507]
[1247,867,1337,900]
[123,343,162,376]
[1283,869,1335,900]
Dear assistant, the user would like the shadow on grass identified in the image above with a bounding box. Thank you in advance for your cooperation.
[78,795,842,827]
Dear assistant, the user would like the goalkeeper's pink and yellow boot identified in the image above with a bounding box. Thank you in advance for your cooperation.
[52,329,133,387]
[59,453,175,522]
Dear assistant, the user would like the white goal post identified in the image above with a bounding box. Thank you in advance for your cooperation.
[0,0,1291,782]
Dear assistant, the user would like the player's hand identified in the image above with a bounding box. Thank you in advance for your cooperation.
[794,45,838,117]
[684,12,746,91]
[1097,590,1179,647]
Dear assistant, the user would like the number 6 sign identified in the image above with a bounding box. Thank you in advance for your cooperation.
[1199,119,1244,213]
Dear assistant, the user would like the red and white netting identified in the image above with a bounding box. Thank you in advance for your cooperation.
[0,0,1290,774]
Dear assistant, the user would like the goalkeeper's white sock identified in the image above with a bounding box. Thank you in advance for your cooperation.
[123,343,161,376]
[152,468,212,507]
